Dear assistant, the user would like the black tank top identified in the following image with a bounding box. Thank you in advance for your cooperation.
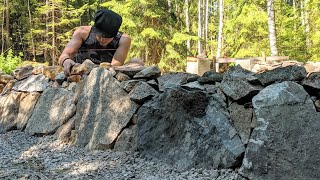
[74,28,122,64]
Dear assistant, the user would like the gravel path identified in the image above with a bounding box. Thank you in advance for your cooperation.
[0,131,245,180]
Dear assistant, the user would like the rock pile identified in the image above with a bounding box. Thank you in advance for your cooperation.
[0,60,320,179]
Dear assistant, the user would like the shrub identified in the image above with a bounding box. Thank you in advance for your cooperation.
[0,50,23,74]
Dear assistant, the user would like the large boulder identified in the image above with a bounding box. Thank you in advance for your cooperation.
[74,67,139,150]
[239,81,320,179]
[25,88,76,135]
[219,65,262,101]
[255,65,307,85]
[0,91,40,133]
[137,88,245,171]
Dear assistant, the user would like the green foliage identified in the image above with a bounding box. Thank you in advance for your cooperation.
[4,0,320,71]
[0,50,23,74]
[141,28,160,39]
[158,44,186,72]
[224,3,269,57]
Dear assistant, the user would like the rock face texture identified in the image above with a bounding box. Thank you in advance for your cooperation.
[0,62,320,178]
[74,68,139,150]
[25,88,75,135]
[219,65,262,101]
[239,81,320,179]
[137,89,245,171]
[0,92,40,133]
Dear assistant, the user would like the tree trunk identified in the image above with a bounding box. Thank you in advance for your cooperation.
[205,0,209,49]
[145,46,148,64]
[185,0,190,54]
[198,0,207,55]
[5,0,10,51]
[203,0,209,54]
[168,0,172,13]
[293,0,297,31]
[201,0,206,54]
[44,0,49,63]
[267,0,278,56]
[1,0,5,54]
[304,0,310,48]
[216,0,224,58]
[27,0,36,61]
[300,0,304,26]
[51,0,56,65]
[152,39,159,64]
[198,0,202,54]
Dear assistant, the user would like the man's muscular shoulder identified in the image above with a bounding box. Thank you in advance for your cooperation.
[73,26,91,40]
[119,33,131,47]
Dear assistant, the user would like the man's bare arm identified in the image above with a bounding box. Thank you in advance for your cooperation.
[111,33,131,66]
[58,27,89,66]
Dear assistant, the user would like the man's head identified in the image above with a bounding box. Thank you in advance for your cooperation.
[92,9,122,38]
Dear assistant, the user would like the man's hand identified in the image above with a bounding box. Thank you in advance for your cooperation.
[63,59,75,76]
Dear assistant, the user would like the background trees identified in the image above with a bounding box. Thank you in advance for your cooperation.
[0,0,320,72]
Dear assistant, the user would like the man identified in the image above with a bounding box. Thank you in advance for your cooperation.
[59,9,142,76]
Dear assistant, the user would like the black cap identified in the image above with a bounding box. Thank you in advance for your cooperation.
[92,9,122,38]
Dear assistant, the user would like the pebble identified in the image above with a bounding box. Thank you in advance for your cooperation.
[0,130,246,179]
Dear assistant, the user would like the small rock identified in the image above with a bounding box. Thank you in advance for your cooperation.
[116,72,131,82]
[100,62,112,69]
[55,72,66,85]
[67,75,82,83]
[0,74,14,84]
[43,66,63,80]
[133,65,161,79]
[12,65,34,80]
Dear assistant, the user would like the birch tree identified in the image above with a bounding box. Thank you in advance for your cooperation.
[197,0,209,56]
[185,0,190,54]
[216,0,223,58]
[198,0,202,54]
[267,0,278,56]
[303,0,310,48]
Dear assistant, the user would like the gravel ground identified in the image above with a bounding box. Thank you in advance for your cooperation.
[0,131,246,180]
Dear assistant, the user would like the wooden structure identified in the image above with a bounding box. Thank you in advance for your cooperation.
[187,56,290,74]
[186,57,211,76]
[214,56,289,72]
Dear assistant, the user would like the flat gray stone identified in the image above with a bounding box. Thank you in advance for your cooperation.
[129,81,158,104]
[25,88,76,135]
[219,65,262,101]
[157,72,199,92]
[239,81,320,180]
[0,92,40,133]
[133,65,161,79]
[114,125,138,152]
[229,102,255,145]
[255,65,307,85]
[13,74,49,92]
[74,68,139,150]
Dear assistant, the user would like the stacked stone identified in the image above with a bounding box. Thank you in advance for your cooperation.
[251,60,320,74]
[0,60,320,179]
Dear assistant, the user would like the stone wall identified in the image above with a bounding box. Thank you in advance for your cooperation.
[0,60,320,179]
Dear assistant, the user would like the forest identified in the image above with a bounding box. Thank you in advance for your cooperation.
[0,0,319,73]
